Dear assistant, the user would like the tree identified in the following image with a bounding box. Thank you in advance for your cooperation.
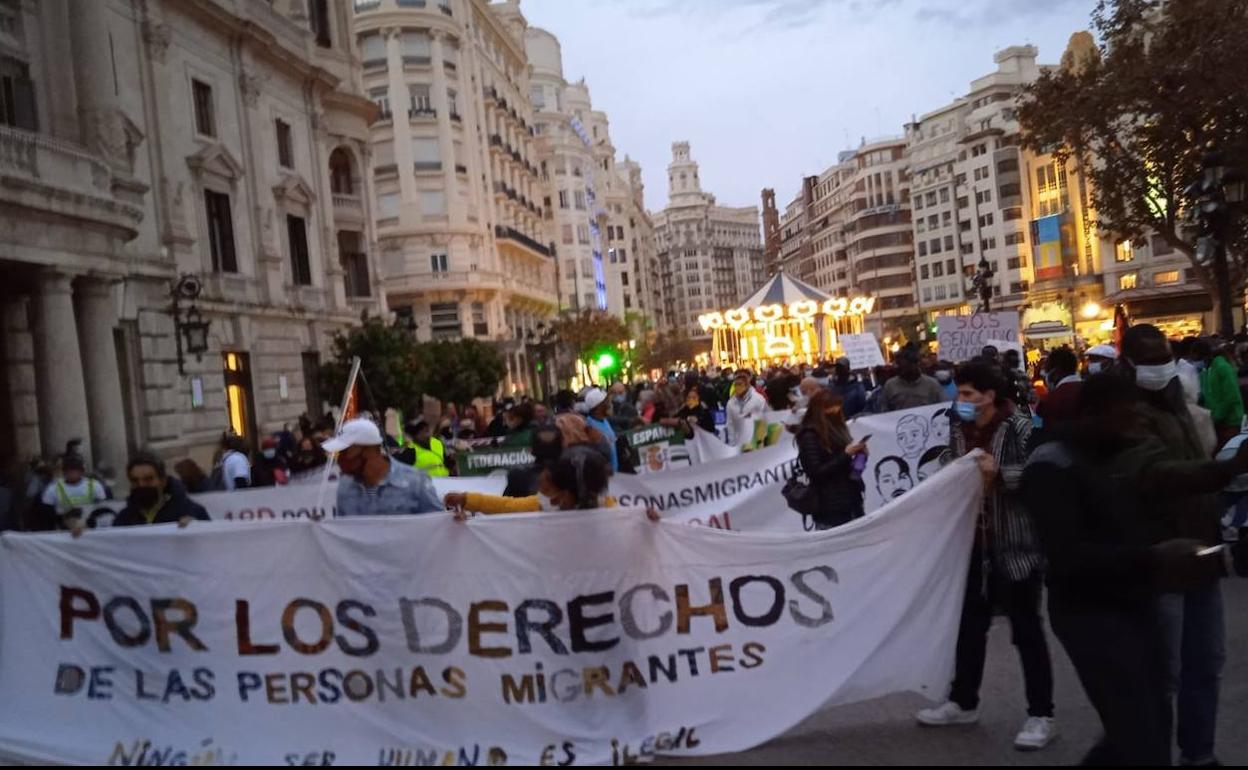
[1018,0,1248,315]
[548,309,630,366]
[320,315,423,417]
[412,338,507,408]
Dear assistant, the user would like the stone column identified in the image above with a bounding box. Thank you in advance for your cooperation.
[74,278,128,474]
[384,28,420,217]
[429,30,461,224]
[68,0,126,171]
[32,271,91,465]
[3,296,42,461]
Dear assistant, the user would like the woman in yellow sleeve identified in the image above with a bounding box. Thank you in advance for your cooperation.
[444,446,659,521]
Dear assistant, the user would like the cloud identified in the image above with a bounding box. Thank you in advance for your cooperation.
[615,0,1086,29]
[915,0,1088,26]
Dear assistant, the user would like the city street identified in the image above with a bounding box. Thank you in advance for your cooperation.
[673,579,1248,766]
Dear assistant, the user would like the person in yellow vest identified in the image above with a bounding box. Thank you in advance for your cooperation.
[41,454,106,532]
[406,419,450,478]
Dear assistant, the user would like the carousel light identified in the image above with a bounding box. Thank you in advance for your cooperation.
[1080,301,1103,320]
[698,312,725,331]
[764,335,795,358]
[789,300,819,319]
[850,297,877,315]
[725,309,750,328]
[754,304,785,323]
[822,298,850,317]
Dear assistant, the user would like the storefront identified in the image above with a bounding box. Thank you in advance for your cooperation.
[1102,284,1214,340]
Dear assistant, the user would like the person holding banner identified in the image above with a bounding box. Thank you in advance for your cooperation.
[796,390,867,529]
[110,451,210,530]
[917,361,1057,752]
[726,370,767,450]
[325,418,444,517]
[664,387,716,437]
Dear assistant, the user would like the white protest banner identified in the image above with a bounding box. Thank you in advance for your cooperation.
[936,311,1020,363]
[839,333,887,371]
[612,438,801,531]
[849,404,952,514]
[689,427,740,464]
[0,457,981,766]
[190,476,506,523]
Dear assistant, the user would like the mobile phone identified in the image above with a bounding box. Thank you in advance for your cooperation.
[858,434,873,444]
[1197,545,1227,557]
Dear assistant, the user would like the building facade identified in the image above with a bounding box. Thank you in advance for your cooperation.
[0,0,384,478]
[653,142,765,338]
[761,187,781,277]
[905,46,1043,320]
[352,0,556,396]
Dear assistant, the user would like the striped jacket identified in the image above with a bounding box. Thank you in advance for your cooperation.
[950,410,1043,582]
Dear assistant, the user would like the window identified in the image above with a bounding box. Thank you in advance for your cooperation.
[412,137,440,170]
[204,190,237,273]
[471,302,488,337]
[309,0,331,47]
[1151,235,1175,257]
[419,190,446,215]
[530,86,546,110]
[917,242,927,257]
[974,166,990,182]
[286,216,312,286]
[430,302,461,340]
[933,262,944,277]
[447,89,458,119]
[430,252,448,273]
[978,213,995,228]
[916,219,926,234]
[369,88,391,120]
[409,84,432,115]
[939,188,950,204]
[946,258,956,275]
[621,272,629,286]
[999,182,1021,199]
[942,212,952,226]
[561,224,573,245]
[1119,272,1138,290]
[275,119,293,169]
[329,148,353,194]
[1002,207,1022,221]
[997,158,1019,174]
[926,192,937,206]
[618,248,626,263]
[339,231,370,297]
[928,214,939,229]
[1115,240,1134,263]
[915,197,923,211]
[944,235,954,251]
[961,242,974,255]
[377,193,399,220]
[574,190,586,210]
[402,31,431,64]
[976,189,991,205]
[192,79,215,137]
[0,56,37,130]
[922,287,932,302]
[360,34,386,66]
[558,190,568,209]
[1154,270,1180,285]
[920,264,929,279]
[576,225,589,244]
[956,196,968,209]
[1004,231,1025,246]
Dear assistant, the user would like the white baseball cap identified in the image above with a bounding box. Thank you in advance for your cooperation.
[321,418,383,453]
[1086,344,1118,360]
[583,388,608,411]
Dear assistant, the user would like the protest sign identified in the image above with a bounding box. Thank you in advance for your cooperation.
[849,404,952,514]
[458,445,535,477]
[0,456,981,765]
[936,311,1020,363]
[619,425,692,474]
[838,333,887,371]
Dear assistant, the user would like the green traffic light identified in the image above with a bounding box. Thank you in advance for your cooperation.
[597,351,617,370]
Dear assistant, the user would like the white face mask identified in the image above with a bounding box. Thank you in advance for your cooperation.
[536,492,557,511]
[1088,361,1105,375]
[1133,360,1178,392]
[262,449,276,460]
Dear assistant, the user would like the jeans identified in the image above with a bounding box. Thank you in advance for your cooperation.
[1158,581,1226,764]
[949,550,1055,717]
[1049,597,1171,765]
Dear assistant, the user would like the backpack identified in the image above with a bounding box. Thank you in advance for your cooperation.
[781,459,821,531]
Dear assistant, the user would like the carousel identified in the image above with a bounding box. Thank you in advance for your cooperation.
[697,272,877,369]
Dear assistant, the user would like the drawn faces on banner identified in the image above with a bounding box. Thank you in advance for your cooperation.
[895,415,929,461]
[874,455,914,500]
[854,403,953,512]
[929,408,951,448]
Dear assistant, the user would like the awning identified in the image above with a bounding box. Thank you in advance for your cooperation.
[1103,283,1212,318]
[1023,321,1073,340]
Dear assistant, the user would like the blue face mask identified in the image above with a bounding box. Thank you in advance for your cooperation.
[954,400,979,422]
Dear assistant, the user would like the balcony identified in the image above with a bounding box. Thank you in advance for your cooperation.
[0,126,143,239]
[408,107,436,120]
[444,61,457,74]
[455,163,467,174]
[333,193,363,220]
[450,112,462,124]
[495,225,554,257]
[414,161,442,172]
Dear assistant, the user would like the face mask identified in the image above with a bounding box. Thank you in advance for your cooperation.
[686,399,699,409]
[954,400,979,422]
[128,486,161,510]
[1132,361,1178,392]
[613,394,626,404]
[1087,361,1104,375]
[262,449,276,460]
[536,492,556,512]
[935,370,951,384]
[755,378,765,388]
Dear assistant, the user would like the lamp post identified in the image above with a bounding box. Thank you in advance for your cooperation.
[525,322,558,400]
[1185,146,1246,337]
[170,274,210,375]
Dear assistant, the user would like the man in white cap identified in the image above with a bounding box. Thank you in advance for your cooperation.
[582,388,619,472]
[323,418,444,517]
[1084,343,1118,376]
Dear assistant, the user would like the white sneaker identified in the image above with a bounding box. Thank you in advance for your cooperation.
[1014,716,1058,751]
[916,701,980,726]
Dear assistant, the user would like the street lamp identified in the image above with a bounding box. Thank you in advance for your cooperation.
[1185,146,1246,336]
[171,274,210,375]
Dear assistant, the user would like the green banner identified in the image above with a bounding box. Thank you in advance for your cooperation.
[458,446,535,476]
[620,424,692,474]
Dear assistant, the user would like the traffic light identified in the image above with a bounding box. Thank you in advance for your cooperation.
[596,351,617,371]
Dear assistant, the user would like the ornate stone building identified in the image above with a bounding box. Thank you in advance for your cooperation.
[0,0,382,476]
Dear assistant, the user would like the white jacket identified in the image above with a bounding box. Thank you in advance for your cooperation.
[725,388,767,448]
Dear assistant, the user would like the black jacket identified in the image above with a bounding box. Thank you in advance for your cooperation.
[795,425,863,527]
[674,404,716,435]
[115,478,210,527]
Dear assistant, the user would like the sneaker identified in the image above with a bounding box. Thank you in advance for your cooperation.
[1014,716,1058,751]
[916,701,980,726]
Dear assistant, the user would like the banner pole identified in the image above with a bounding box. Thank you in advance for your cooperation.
[318,356,362,520]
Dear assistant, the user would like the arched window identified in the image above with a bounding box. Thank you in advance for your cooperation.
[329,147,354,195]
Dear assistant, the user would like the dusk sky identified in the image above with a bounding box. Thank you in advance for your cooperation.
[521,0,1097,213]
